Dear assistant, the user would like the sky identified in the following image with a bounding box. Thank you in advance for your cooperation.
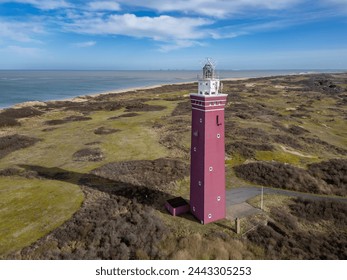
[0,0,346,70]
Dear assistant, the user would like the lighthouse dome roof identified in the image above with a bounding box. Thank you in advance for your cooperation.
[203,61,215,79]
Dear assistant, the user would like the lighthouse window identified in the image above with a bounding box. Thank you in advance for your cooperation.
[193,147,196,152]
[208,214,212,219]
[200,91,202,94]
[216,115,221,126]
[200,118,202,123]
[205,82,208,85]
[209,166,213,172]
[209,102,212,106]
[198,181,202,186]
[192,206,195,212]
[217,134,220,138]
[217,196,221,202]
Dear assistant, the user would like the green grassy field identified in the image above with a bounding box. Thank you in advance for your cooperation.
[0,177,83,256]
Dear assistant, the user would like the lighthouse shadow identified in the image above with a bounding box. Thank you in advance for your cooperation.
[19,164,179,215]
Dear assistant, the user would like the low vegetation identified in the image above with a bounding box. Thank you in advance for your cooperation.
[0,73,346,259]
[247,198,347,259]
[0,177,83,257]
[0,134,40,159]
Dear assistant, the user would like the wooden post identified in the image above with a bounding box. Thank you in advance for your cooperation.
[235,217,241,234]
[261,186,264,210]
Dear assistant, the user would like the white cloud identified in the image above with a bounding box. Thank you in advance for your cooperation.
[1,0,344,53]
[0,0,70,10]
[72,41,96,47]
[5,45,41,56]
[88,1,120,11]
[66,13,212,41]
[0,20,44,43]
[320,0,347,12]
[116,0,302,18]
[159,40,204,52]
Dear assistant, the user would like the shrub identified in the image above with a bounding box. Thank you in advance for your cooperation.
[94,127,120,135]
[289,198,347,224]
[72,148,104,162]
[0,107,43,119]
[308,159,347,193]
[0,134,40,159]
[0,117,20,128]
[45,115,92,126]
[234,161,329,194]
[13,186,169,260]
[226,141,273,158]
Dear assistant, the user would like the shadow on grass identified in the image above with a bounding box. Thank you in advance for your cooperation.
[19,164,199,223]
[215,222,236,233]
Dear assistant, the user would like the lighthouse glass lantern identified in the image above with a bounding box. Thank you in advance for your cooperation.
[190,60,228,224]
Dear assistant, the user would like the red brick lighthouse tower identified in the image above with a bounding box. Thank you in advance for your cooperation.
[190,60,227,224]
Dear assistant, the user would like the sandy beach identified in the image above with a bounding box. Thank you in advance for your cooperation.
[7,77,249,110]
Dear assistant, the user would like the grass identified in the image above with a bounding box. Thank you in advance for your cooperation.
[0,177,83,256]
[247,194,292,213]
[255,150,302,165]
[225,153,246,167]
[0,100,176,173]
[0,98,178,257]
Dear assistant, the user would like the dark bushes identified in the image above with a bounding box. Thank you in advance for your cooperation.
[94,127,120,135]
[287,125,308,135]
[226,141,273,158]
[272,134,302,149]
[91,158,189,187]
[171,101,191,116]
[247,224,347,259]
[233,161,329,194]
[247,198,347,259]
[0,134,40,159]
[301,137,347,155]
[235,127,271,143]
[290,198,347,223]
[0,167,21,176]
[308,159,347,195]
[124,102,166,112]
[108,113,139,120]
[45,115,92,126]
[0,107,43,127]
[73,148,104,162]
[226,102,280,119]
[59,101,123,113]
[0,117,20,128]
[13,187,168,260]
[0,107,43,119]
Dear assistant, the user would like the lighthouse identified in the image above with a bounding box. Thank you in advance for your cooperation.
[190,60,227,224]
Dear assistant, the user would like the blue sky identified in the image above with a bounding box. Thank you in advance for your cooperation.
[0,0,346,69]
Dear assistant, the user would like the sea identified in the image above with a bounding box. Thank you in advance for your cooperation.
[0,69,345,109]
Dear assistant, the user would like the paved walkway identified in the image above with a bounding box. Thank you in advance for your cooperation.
[225,186,347,220]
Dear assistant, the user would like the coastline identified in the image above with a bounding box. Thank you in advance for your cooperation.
[1,70,345,111]
[3,77,248,111]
